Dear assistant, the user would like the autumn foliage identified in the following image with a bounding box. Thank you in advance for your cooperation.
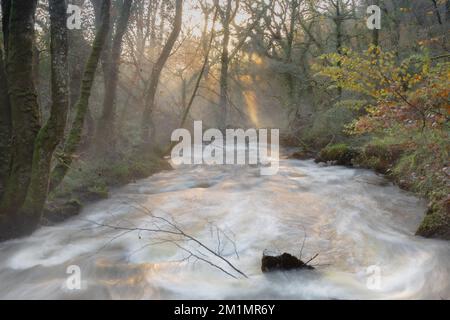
[315,46,449,135]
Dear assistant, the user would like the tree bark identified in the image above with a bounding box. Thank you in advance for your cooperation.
[18,0,70,235]
[1,0,10,52]
[285,0,299,101]
[141,0,183,143]
[92,0,113,90]
[49,0,111,192]
[217,0,233,129]
[0,0,40,228]
[68,0,89,113]
[431,0,443,25]
[446,0,450,22]
[0,45,10,198]
[0,0,11,197]
[159,0,166,44]
[334,0,343,98]
[96,0,133,156]
[149,0,160,54]
[372,0,380,46]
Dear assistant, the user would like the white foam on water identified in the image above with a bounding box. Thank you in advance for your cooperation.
[0,152,449,299]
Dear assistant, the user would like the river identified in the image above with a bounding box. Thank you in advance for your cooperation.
[0,150,449,299]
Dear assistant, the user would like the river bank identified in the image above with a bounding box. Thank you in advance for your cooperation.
[286,136,450,240]
[42,149,172,226]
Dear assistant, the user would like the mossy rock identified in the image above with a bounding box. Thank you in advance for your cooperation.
[355,142,408,174]
[315,143,358,166]
[42,199,83,225]
[416,197,450,240]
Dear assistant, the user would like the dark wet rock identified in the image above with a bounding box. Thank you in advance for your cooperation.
[261,252,315,273]
[42,199,82,225]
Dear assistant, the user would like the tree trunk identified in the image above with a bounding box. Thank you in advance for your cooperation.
[96,0,133,156]
[334,0,343,98]
[92,0,113,91]
[1,0,11,52]
[218,0,232,129]
[149,0,160,56]
[431,0,443,25]
[0,46,11,198]
[0,0,41,229]
[18,0,70,236]
[372,0,380,46]
[159,0,166,44]
[68,0,89,113]
[446,0,450,22]
[285,0,299,102]
[49,0,111,192]
[0,0,11,197]
[141,0,183,143]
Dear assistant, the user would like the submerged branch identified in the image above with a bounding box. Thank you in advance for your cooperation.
[83,204,248,279]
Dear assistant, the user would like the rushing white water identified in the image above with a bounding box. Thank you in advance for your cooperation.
[0,149,449,300]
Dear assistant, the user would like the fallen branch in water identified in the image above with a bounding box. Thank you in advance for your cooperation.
[82,204,248,279]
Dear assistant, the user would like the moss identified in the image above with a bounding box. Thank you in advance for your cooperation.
[48,0,111,192]
[316,143,358,166]
[416,202,450,240]
[350,131,450,240]
[354,141,407,174]
[46,149,171,220]
[0,0,41,231]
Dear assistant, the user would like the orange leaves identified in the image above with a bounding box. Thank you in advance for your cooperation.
[314,46,450,135]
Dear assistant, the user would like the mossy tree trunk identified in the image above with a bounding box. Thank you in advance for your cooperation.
[141,0,183,143]
[49,0,111,193]
[0,0,11,197]
[0,46,11,198]
[0,0,41,236]
[96,0,133,156]
[17,0,70,236]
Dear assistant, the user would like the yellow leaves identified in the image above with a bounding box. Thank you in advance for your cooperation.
[314,46,450,136]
